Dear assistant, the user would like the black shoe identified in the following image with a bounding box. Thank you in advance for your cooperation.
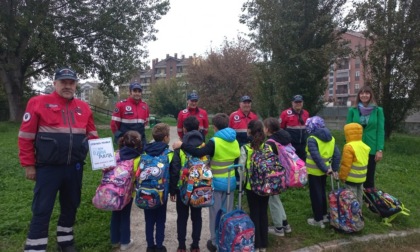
[206,240,217,252]
[155,246,167,252]
[58,245,77,252]
[190,243,200,252]
[146,246,156,252]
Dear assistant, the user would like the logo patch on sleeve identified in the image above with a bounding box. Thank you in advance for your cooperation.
[23,112,31,122]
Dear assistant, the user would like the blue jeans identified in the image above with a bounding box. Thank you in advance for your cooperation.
[144,203,167,248]
[110,198,133,244]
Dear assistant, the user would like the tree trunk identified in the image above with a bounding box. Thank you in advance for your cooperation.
[0,66,25,122]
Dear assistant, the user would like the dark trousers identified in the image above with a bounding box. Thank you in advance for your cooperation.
[111,198,133,245]
[363,154,377,188]
[292,142,307,161]
[144,202,167,248]
[246,189,269,249]
[308,174,328,222]
[176,192,202,249]
[25,164,83,251]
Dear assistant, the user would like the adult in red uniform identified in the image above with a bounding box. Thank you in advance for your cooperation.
[177,92,209,139]
[111,82,149,144]
[279,94,310,160]
[229,95,258,146]
[18,67,98,252]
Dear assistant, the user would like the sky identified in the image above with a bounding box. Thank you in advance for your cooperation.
[146,0,249,64]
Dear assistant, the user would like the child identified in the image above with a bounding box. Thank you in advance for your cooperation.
[339,123,370,206]
[305,116,341,228]
[263,117,292,236]
[239,120,269,252]
[169,116,205,252]
[111,130,142,251]
[172,113,240,252]
[142,123,174,252]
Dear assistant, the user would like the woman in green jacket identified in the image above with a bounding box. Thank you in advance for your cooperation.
[346,86,385,188]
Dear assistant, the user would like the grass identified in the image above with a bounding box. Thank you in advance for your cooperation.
[1,119,419,251]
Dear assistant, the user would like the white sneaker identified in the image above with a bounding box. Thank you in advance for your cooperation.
[322,214,329,223]
[307,218,325,228]
[283,224,292,233]
[120,239,134,251]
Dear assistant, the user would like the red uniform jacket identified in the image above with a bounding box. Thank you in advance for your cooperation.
[177,107,209,139]
[229,109,258,146]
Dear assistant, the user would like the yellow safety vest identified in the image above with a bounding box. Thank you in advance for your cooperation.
[306,136,335,176]
[346,141,370,183]
[242,144,253,190]
[210,137,240,178]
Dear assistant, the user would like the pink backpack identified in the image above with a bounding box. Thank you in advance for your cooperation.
[92,151,136,211]
[268,140,307,188]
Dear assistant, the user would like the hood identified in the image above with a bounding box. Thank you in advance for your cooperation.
[118,146,141,161]
[269,130,292,146]
[143,141,169,156]
[344,123,363,142]
[311,127,333,142]
[182,130,204,147]
[214,127,237,142]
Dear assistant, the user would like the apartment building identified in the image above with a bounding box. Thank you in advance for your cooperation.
[325,31,371,107]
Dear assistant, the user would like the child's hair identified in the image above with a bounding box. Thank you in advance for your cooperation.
[152,123,170,142]
[212,113,229,130]
[248,120,265,150]
[118,130,142,152]
[263,117,280,134]
[183,116,199,132]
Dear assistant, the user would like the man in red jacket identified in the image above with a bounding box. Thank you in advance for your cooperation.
[110,82,150,144]
[279,94,310,160]
[229,95,258,147]
[18,67,98,252]
[177,92,209,140]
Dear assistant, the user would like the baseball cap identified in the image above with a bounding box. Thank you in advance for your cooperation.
[292,94,303,102]
[129,82,143,91]
[187,92,199,101]
[54,67,78,81]
[241,95,252,102]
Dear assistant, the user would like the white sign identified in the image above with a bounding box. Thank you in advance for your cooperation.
[88,137,116,170]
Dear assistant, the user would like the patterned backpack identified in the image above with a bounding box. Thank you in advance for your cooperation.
[271,140,307,188]
[250,143,286,196]
[135,149,170,210]
[179,153,214,207]
[92,151,136,211]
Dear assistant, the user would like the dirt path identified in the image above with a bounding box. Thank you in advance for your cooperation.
[125,126,210,252]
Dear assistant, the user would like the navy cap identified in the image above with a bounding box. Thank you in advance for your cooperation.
[292,94,303,102]
[54,67,78,81]
[241,95,252,102]
[188,92,199,101]
[129,82,143,91]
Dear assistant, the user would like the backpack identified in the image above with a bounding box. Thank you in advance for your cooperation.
[179,153,214,207]
[270,140,307,188]
[92,151,135,211]
[329,181,364,233]
[363,187,410,226]
[135,149,170,210]
[250,143,286,196]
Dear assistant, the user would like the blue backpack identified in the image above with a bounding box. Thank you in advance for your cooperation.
[135,149,170,209]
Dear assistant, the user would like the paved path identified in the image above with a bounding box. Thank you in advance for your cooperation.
[124,126,211,252]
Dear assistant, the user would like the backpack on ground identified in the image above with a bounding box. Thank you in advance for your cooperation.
[363,187,410,226]
[92,151,135,211]
[268,139,307,188]
[216,164,255,252]
[135,149,170,210]
[250,143,286,196]
[329,177,364,233]
[179,153,214,207]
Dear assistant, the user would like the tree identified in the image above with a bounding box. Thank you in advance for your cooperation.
[148,78,186,118]
[351,0,420,138]
[186,37,258,114]
[0,0,169,122]
[241,0,350,115]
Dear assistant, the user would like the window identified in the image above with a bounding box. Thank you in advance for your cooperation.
[355,83,360,92]
[336,71,349,82]
[355,58,361,69]
[355,71,360,81]
[337,58,349,70]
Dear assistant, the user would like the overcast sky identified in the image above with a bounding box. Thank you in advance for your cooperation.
[146,0,249,63]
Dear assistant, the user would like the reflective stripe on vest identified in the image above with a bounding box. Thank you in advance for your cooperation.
[243,144,253,190]
[305,136,335,176]
[346,141,370,183]
[211,137,240,178]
